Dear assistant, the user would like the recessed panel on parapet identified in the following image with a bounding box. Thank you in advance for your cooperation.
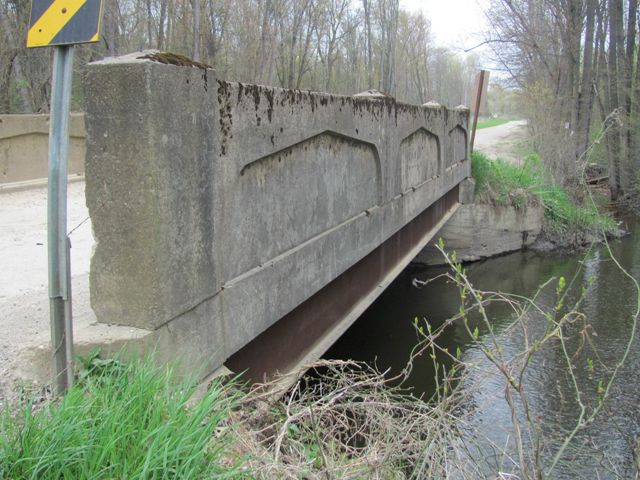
[399,128,440,191]
[447,125,468,169]
[232,130,381,277]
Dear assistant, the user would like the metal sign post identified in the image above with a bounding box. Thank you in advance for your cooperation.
[27,0,103,395]
[48,45,75,394]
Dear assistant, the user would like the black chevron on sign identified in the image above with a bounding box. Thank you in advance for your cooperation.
[28,0,56,27]
[49,0,102,45]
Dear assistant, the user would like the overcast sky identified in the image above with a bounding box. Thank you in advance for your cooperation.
[400,0,490,55]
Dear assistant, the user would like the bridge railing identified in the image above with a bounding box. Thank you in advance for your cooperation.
[0,113,85,187]
[84,52,469,375]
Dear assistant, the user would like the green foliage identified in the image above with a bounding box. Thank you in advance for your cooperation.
[0,355,244,479]
[75,347,126,383]
[471,151,541,206]
[475,117,510,129]
[537,184,612,234]
[471,151,618,236]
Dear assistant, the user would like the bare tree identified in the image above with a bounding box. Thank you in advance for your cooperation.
[192,0,201,61]
[0,0,479,114]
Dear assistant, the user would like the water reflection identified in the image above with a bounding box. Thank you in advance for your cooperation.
[325,225,640,478]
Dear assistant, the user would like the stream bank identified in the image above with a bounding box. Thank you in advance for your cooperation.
[416,149,622,266]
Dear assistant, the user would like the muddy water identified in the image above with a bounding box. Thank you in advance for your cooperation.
[325,221,640,478]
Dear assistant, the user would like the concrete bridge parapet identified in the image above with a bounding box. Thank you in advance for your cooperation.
[0,113,85,188]
[84,51,470,377]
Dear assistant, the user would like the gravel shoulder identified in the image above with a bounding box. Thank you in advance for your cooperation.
[0,182,147,407]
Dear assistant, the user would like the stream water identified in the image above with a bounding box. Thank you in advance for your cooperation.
[325,219,640,478]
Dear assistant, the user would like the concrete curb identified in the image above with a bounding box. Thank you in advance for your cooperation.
[0,174,85,193]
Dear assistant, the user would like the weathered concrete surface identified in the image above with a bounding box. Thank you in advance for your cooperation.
[0,114,85,186]
[458,177,475,204]
[414,202,544,266]
[227,189,460,381]
[84,51,470,377]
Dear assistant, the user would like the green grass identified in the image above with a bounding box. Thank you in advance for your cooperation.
[471,151,618,235]
[0,353,246,479]
[475,117,510,129]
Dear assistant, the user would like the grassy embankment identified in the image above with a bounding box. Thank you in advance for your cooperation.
[471,150,618,241]
[475,117,510,129]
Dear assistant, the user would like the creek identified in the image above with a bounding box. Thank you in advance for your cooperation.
[325,218,640,478]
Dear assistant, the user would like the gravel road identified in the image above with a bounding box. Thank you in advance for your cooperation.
[473,119,528,163]
[0,183,92,402]
[0,182,145,406]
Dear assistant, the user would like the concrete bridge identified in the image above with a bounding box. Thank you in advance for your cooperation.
[83,52,470,381]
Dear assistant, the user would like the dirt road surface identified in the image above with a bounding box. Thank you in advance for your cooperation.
[473,120,528,163]
[0,182,145,405]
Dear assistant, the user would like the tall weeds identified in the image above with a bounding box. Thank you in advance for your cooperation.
[0,355,245,479]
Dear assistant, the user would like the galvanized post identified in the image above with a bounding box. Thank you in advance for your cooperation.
[48,45,75,394]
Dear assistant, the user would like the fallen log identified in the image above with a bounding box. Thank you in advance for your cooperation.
[586,175,608,185]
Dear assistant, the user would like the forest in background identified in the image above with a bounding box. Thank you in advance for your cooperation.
[4,0,640,201]
[0,0,487,115]
[486,0,640,201]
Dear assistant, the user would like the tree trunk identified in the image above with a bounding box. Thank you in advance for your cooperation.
[631,12,640,197]
[607,0,623,200]
[362,0,373,88]
[158,0,168,49]
[102,0,120,54]
[146,0,154,46]
[575,0,596,164]
[192,0,201,61]
[11,56,33,113]
[0,51,16,113]
[256,0,273,82]
[621,0,638,194]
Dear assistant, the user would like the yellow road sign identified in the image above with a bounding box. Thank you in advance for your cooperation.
[27,0,102,48]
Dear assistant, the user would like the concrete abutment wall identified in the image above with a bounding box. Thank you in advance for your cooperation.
[84,52,470,378]
[0,113,85,187]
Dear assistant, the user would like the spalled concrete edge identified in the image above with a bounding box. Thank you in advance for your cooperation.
[12,327,152,386]
[11,309,228,385]
[85,58,218,332]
